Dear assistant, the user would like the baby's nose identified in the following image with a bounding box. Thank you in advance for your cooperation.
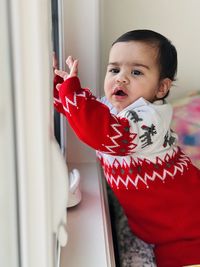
[116,73,129,84]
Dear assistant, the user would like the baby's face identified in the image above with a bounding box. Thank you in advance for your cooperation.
[104,41,165,112]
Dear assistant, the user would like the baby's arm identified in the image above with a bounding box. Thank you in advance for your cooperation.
[57,76,137,156]
[53,57,137,155]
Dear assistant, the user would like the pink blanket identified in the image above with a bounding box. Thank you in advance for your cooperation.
[171,94,200,168]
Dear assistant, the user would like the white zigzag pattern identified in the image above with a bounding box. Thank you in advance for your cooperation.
[105,154,190,189]
[109,175,140,188]
[102,115,136,154]
[63,91,86,114]
[99,147,180,167]
[54,98,62,104]
[103,123,123,154]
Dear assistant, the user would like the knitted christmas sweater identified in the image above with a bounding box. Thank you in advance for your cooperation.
[54,76,200,266]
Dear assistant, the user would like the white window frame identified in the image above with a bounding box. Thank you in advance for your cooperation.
[9,1,68,267]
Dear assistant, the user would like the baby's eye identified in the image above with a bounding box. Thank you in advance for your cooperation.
[109,68,120,74]
[132,70,142,76]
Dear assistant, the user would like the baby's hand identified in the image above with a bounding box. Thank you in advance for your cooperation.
[66,56,78,77]
[54,56,79,81]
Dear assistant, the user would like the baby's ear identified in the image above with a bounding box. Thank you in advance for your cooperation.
[156,78,172,99]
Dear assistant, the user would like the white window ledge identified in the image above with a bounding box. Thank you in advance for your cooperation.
[60,162,116,267]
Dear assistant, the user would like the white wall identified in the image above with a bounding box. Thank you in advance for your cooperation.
[100,0,200,101]
[63,0,100,163]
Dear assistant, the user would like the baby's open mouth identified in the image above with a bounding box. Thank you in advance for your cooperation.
[114,89,127,96]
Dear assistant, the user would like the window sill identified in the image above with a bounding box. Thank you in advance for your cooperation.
[60,162,115,267]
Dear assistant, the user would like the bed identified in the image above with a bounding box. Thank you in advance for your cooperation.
[171,92,200,168]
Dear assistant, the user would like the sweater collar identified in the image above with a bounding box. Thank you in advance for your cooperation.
[117,97,149,116]
[103,96,166,115]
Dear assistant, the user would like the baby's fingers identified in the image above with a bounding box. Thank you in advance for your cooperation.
[66,56,74,69]
[55,69,69,80]
[69,59,79,77]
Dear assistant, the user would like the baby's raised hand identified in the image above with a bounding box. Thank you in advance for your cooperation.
[66,56,78,77]
[54,56,78,81]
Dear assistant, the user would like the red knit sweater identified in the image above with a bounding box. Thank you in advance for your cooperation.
[54,76,200,267]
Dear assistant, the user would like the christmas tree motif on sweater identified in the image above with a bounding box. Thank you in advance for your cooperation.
[101,115,138,155]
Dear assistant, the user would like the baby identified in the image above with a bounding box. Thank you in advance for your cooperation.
[54,29,200,267]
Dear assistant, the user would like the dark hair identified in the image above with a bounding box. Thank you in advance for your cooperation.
[112,29,177,82]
